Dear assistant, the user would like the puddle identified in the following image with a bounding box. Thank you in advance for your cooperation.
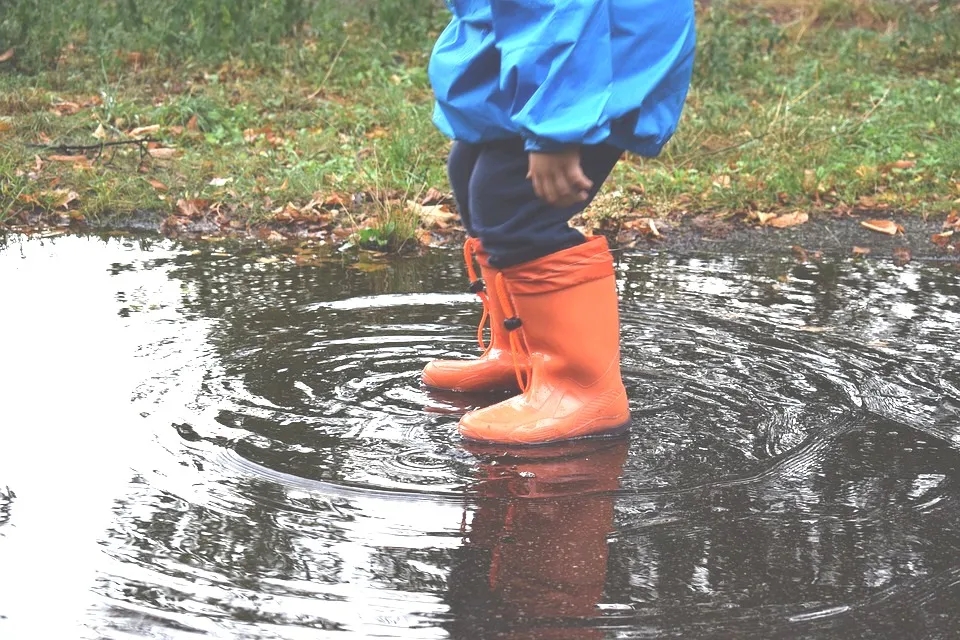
[1,234,959,639]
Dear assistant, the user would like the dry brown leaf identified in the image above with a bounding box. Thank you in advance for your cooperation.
[861,219,903,235]
[126,52,145,70]
[176,198,209,218]
[92,123,107,141]
[713,175,731,189]
[50,189,79,209]
[647,219,662,238]
[931,231,954,247]
[768,211,809,229]
[852,246,871,256]
[323,192,347,208]
[420,187,450,206]
[0,48,14,63]
[148,147,178,159]
[408,200,456,228]
[272,202,302,222]
[50,102,81,116]
[129,124,160,137]
[186,115,200,132]
[0,119,12,133]
[147,179,168,191]
[944,210,960,231]
[888,160,916,170]
[756,211,777,225]
[49,154,92,168]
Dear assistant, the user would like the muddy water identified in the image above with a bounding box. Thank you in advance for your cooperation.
[1,234,959,639]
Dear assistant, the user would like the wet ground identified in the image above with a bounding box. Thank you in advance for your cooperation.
[1,233,959,639]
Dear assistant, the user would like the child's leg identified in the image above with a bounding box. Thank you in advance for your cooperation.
[467,138,622,268]
[420,141,521,394]
[447,141,482,236]
[456,139,629,444]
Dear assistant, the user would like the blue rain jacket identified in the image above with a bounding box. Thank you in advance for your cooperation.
[429,0,696,156]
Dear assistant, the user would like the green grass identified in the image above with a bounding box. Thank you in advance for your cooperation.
[1,0,958,249]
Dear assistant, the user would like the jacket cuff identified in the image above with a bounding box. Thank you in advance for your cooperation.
[523,135,573,154]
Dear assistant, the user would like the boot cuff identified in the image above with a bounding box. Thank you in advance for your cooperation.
[501,236,614,295]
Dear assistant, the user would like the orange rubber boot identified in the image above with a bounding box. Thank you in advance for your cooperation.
[422,239,522,393]
[458,236,630,444]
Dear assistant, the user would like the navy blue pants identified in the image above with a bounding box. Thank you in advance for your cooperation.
[448,138,623,269]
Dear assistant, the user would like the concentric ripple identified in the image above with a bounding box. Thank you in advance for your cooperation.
[2,235,959,639]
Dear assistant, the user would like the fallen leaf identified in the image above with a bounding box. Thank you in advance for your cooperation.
[860,219,903,235]
[148,147,178,159]
[129,124,160,137]
[0,48,14,63]
[50,189,79,209]
[126,52,144,70]
[49,154,92,168]
[272,202,303,222]
[208,177,232,187]
[323,192,348,207]
[944,210,960,231]
[888,160,916,170]
[147,178,168,191]
[408,200,456,228]
[50,101,81,116]
[647,219,662,238]
[92,123,107,140]
[0,119,11,133]
[186,115,200,132]
[893,246,912,266]
[713,175,732,189]
[755,211,777,225]
[931,231,954,247]
[791,245,808,262]
[852,246,871,256]
[420,187,451,206]
[176,198,209,218]
[768,211,809,229]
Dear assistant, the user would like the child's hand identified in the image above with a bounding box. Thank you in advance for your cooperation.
[527,149,594,208]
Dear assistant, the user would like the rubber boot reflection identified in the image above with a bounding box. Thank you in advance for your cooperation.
[446,437,630,640]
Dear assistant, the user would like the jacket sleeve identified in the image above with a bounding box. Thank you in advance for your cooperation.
[490,0,613,153]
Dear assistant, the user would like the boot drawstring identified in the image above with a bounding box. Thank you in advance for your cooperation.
[494,272,531,392]
[463,238,491,352]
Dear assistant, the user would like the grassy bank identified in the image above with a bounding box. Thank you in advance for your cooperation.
[1,0,958,252]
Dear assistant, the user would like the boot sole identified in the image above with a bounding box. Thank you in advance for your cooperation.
[422,383,519,395]
[459,418,632,448]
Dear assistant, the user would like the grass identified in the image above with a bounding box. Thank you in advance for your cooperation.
[0,0,958,250]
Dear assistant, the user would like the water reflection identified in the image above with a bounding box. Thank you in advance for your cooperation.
[1,234,959,638]
[446,438,629,640]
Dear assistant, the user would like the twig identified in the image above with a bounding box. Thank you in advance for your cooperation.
[308,36,349,100]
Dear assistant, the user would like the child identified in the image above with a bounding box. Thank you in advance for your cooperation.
[422,0,696,445]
